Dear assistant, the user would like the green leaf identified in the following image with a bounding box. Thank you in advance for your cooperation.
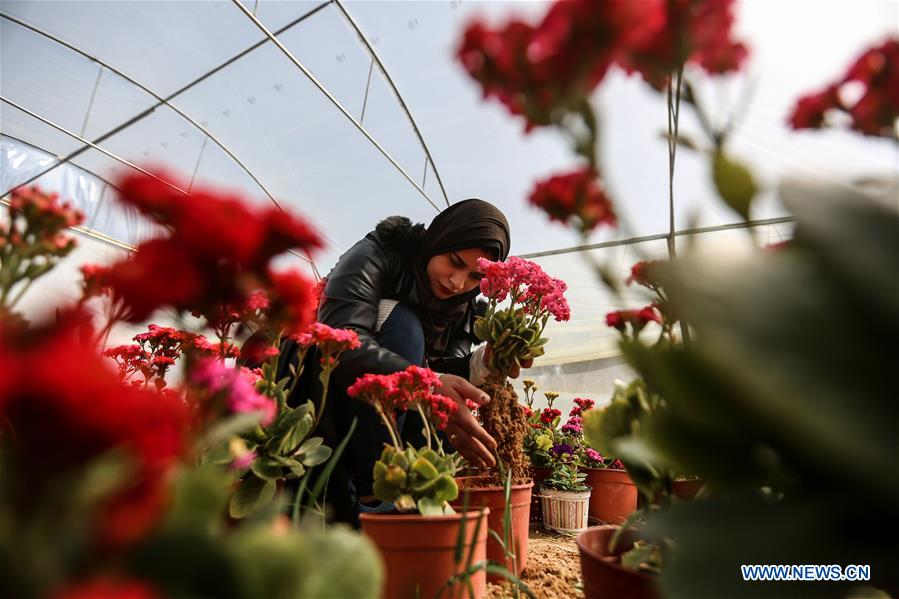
[433,474,459,503]
[711,151,757,220]
[373,479,401,503]
[299,445,332,467]
[203,412,264,447]
[293,436,323,456]
[411,457,439,480]
[417,496,445,516]
[251,458,284,481]
[229,475,276,519]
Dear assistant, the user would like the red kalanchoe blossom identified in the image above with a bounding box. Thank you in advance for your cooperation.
[522,405,534,419]
[540,407,562,425]
[465,399,481,413]
[294,322,361,362]
[190,358,275,426]
[788,85,841,130]
[626,260,666,288]
[606,305,662,334]
[426,393,458,430]
[789,38,899,138]
[528,167,616,234]
[79,264,113,299]
[458,0,666,129]
[570,396,595,417]
[611,459,625,470]
[106,172,322,331]
[0,311,188,550]
[347,372,405,413]
[620,0,749,91]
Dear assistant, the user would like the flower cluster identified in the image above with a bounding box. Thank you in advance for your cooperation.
[190,358,276,426]
[458,0,747,130]
[789,38,899,138]
[347,365,455,433]
[540,407,562,425]
[528,167,617,234]
[626,260,665,289]
[0,311,188,550]
[1,186,85,316]
[105,172,322,334]
[291,322,361,367]
[570,397,595,417]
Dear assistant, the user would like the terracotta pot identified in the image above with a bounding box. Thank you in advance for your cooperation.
[530,466,552,522]
[582,468,638,524]
[360,509,489,599]
[577,525,659,599]
[539,486,591,533]
[452,476,533,582]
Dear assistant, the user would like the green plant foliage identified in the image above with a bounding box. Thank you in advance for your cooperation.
[629,188,899,597]
[371,445,458,515]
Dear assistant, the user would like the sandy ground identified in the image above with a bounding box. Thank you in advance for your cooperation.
[485,525,584,599]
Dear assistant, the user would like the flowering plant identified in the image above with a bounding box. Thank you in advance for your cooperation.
[348,365,461,515]
[473,256,570,378]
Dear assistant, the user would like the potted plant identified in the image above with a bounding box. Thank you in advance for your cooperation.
[348,365,490,599]
[458,256,570,578]
[538,446,591,533]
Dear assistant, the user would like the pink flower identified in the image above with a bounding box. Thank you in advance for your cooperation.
[426,393,458,430]
[297,322,361,360]
[190,359,275,425]
[585,448,604,463]
[231,450,257,471]
[561,415,583,435]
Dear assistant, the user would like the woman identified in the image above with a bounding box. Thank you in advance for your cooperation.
[281,199,511,524]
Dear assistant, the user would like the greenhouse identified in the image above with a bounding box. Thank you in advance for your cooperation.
[1,1,896,598]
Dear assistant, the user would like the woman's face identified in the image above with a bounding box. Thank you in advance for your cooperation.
[426,247,490,299]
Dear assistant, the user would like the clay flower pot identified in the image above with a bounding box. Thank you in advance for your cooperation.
[452,476,533,582]
[539,486,591,533]
[530,466,552,522]
[582,468,638,524]
[672,477,704,500]
[360,509,489,599]
[577,525,659,599]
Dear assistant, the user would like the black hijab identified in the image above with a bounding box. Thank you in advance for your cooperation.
[411,198,511,355]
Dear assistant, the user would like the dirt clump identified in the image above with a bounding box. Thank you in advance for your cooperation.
[478,376,531,486]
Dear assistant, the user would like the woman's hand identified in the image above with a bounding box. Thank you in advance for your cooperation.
[437,374,497,469]
[483,345,534,379]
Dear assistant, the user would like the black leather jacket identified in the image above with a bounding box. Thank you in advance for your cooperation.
[319,217,477,393]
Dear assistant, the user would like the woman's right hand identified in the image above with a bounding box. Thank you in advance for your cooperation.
[437,374,497,469]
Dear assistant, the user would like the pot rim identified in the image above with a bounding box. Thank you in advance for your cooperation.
[359,508,490,524]
[455,475,535,492]
[538,486,592,499]
[575,525,656,581]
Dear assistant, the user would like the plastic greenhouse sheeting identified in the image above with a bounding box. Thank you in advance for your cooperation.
[2,1,895,406]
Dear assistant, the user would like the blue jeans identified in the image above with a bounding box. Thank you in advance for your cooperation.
[344,303,426,520]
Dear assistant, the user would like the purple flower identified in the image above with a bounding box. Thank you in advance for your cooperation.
[561,415,583,435]
[552,443,574,456]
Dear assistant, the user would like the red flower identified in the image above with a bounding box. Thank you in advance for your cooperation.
[267,269,317,335]
[789,38,898,138]
[626,260,666,288]
[293,322,361,361]
[620,0,748,90]
[458,0,667,129]
[528,167,616,233]
[79,264,113,299]
[0,312,188,549]
[107,172,323,331]
[426,393,458,430]
[605,305,662,334]
[347,372,405,412]
[540,407,562,425]
[788,85,840,130]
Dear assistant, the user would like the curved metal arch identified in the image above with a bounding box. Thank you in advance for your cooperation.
[230,0,442,212]
[0,2,329,216]
[0,99,318,268]
[332,0,450,208]
[2,133,137,252]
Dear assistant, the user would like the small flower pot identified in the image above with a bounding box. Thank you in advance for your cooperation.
[672,477,704,501]
[582,468,638,524]
[360,509,489,599]
[539,486,591,533]
[577,525,659,599]
[452,476,533,582]
[530,466,552,522]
